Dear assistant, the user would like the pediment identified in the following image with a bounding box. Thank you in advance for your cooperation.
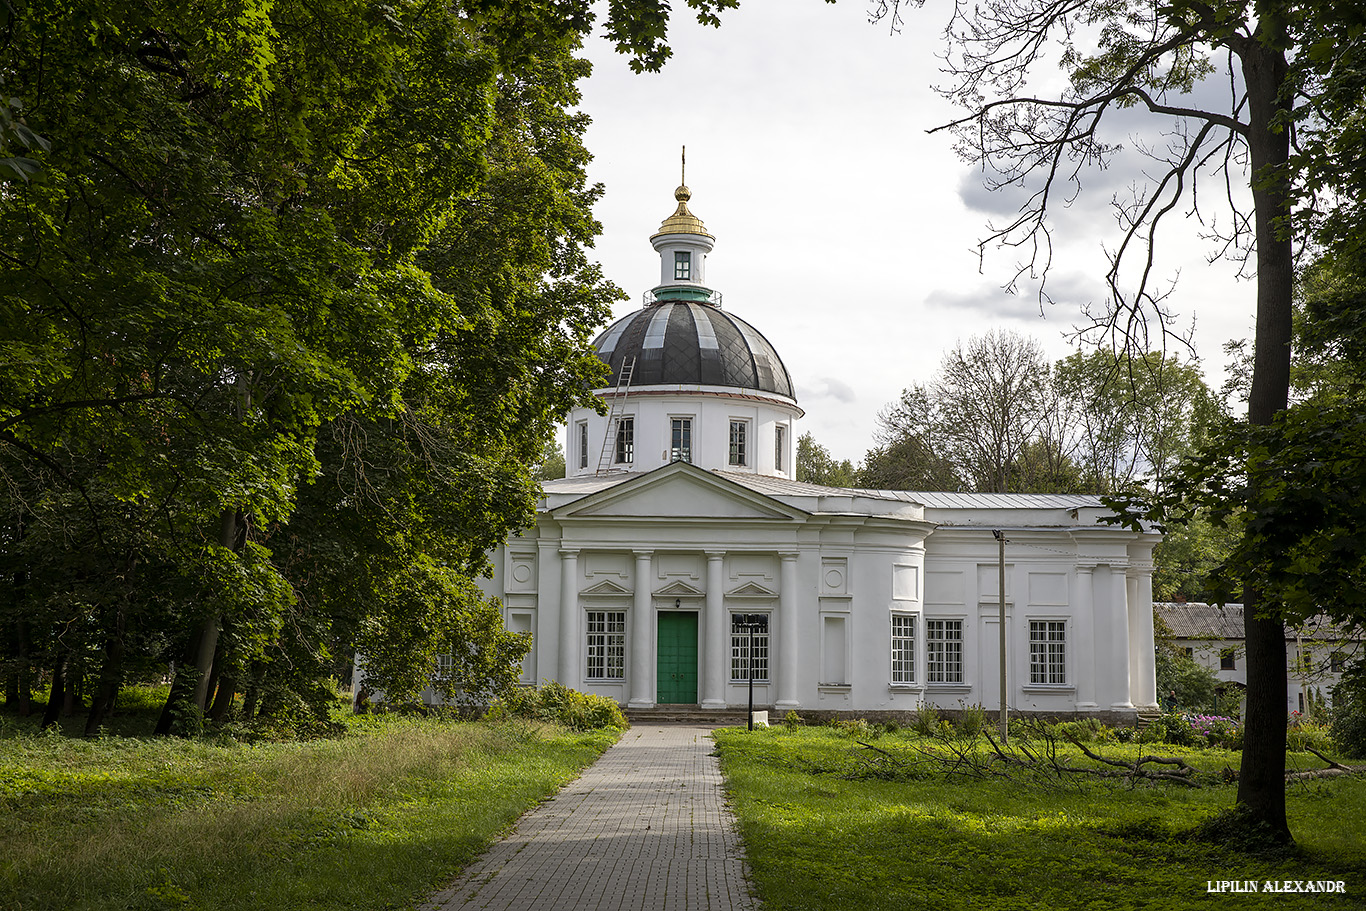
[581,579,632,597]
[553,462,807,522]
[655,580,705,598]
[727,580,778,598]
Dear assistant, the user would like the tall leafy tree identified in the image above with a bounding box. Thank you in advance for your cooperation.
[860,0,1366,839]
[0,1,620,729]
[795,432,858,487]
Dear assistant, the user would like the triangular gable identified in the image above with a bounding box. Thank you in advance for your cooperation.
[655,579,705,598]
[727,580,778,598]
[581,579,632,597]
[552,461,808,522]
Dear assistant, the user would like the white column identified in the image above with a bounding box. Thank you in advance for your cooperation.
[776,552,800,709]
[1110,562,1133,710]
[1073,564,1096,710]
[1126,570,1141,706]
[1132,562,1157,708]
[702,552,727,709]
[629,550,654,708]
[537,539,561,682]
[558,549,580,688]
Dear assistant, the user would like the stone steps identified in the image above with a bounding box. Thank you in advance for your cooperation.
[625,707,764,726]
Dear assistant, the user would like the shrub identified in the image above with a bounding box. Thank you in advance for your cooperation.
[1186,714,1241,750]
[783,710,803,731]
[1158,712,1203,747]
[829,718,876,739]
[1137,721,1167,744]
[1053,718,1102,744]
[910,704,940,736]
[1155,645,1219,713]
[955,702,989,737]
[1330,659,1366,759]
[1285,714,1332,754]
[486,682,627,732]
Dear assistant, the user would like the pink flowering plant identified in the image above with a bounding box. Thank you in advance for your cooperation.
[1155,712,1241,749]
[1185,713,1242,749]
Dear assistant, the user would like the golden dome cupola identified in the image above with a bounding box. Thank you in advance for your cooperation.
[648,149,718,305]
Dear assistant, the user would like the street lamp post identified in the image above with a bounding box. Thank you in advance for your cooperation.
[734,613,769,731]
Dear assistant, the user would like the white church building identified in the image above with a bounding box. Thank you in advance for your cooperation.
[480,183,1161,721]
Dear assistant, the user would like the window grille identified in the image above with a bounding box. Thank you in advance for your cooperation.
[585,611,626,680]
[1028,620,1067,684]
[730,614,769,681]
[891,615,915,683]
[926,619,963,683]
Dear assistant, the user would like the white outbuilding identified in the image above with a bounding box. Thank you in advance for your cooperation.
[481,183,1161,722]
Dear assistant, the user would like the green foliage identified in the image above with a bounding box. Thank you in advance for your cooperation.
[1112,248,1366,639]
[828,717,877,739]
[871,343,1216,496]
[1,0,619,729]
[0,80,49,185]
[910,703,940,736]
[1154,642,1220,713]
[1051,718,1111,745]
[534,437,567,481]
[1329,660,1366,759]
[795,432,857,487]
[955,702,989,737]
[782,710,803,731]
[486,681,628,732]
[1151,511,1241,602]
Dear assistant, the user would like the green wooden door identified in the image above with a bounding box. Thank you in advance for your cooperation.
[656,612,699,704]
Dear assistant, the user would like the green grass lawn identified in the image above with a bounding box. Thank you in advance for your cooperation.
[714,726,1366,911]
[0,705,616,911]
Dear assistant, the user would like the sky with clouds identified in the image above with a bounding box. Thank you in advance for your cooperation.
[572,0,1259,462]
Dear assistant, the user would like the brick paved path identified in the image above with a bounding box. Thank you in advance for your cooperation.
[420,725,756,911]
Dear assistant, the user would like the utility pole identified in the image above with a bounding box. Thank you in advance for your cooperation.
[994,530,1008,743]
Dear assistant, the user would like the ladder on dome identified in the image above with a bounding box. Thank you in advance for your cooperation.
[595,357,636,476]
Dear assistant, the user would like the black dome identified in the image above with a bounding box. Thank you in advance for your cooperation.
[594,301,795,400]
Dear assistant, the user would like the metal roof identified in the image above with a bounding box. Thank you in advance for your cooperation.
[893,491,1103,510]
[1156,603,1363,642]
[545,470,1105,513]
[594,301,795,399]
[1156,602,1246,639]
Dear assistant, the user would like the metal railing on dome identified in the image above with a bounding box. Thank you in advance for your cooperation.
[642,287,723,307]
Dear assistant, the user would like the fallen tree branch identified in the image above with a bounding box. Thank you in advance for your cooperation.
[1286,748,1366,781]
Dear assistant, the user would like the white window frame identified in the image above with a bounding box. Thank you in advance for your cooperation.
[926,619,964,684]
[1028,620,1067,685]
[614,416,634,465]
[585,610,626,680]
[890,614,916,684]
[775,424,785,472]
[730,613,770,682]
[576,420,589,470]
[670,416,693,463]
[728,419,748,467]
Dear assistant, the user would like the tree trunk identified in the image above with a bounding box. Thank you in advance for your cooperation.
[85,606,126,736]
[40,652,67,730]
[189,509,239,713]
[154,643,201,736]
[15,618,31,716]
[1235,32,1294,843]
[241,660,266,721]
[63,668,78,716]
[208,671,237,723]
